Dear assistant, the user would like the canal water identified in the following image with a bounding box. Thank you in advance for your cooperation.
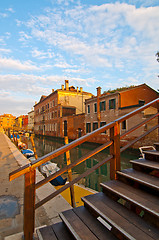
[25,135,140,192]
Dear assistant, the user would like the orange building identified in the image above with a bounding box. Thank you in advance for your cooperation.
[85,84,158,144]
[119,84,158,108]
[0,114,16,131]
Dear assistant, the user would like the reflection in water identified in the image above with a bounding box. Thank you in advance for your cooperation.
[25,135,139,192]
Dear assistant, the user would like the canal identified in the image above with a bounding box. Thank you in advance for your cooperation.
[25,135,140,192]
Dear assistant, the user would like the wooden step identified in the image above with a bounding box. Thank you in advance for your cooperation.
[73,207,118,240]
[117,168,159,193]
[100,180,159,222]
[130,159,159,175]
[60,207,117,240]
[37,222,73,240]
[154,142,159,151]
[143,150,159,162]
[82,192,159,240]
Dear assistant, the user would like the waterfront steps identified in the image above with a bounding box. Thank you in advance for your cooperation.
[37,144,159,240]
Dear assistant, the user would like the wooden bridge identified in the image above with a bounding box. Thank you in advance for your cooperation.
[9,98,159,240]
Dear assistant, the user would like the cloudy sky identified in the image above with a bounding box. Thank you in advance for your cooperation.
[0,0,159,116]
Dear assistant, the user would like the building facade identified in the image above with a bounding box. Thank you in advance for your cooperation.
[0,114,16,131]
[34,80,93,138]
[28,109,34,131]
[14,116,23,131]
[85,84,159,144]
[22,115,28,130]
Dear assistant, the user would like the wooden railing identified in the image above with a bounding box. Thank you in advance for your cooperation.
[9,98,159,240]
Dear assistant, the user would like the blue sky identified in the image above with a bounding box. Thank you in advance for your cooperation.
[0,0,159,116]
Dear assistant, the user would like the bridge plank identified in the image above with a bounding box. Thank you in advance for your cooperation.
[117,168,159,191]
[101,180,159,216]
[73,206,118,240]
[52,222,73,240]
[82,192,159,240]
[130,159,159,171]
[37,225,57,240]
[60,209,99,240]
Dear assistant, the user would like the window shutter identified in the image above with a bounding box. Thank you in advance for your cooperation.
[100,102,102,111]
[104,101,106,110]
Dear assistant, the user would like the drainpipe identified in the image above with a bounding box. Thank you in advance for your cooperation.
[97,87,101,126]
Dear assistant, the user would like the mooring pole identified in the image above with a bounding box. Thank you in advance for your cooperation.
[64,136,76,208]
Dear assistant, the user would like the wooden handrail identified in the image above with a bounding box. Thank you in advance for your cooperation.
[9,122,115,180]
[35,140,113,189]
[120,124,159,153]
[35,155,113,209]
[9,97,159,180]
[120,112,159,139]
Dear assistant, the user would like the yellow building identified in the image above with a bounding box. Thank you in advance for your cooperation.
[0,114,16,131]
[14,116,23,131]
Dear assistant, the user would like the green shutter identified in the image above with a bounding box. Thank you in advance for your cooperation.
[104,101,106,110]
[100,102,102,111]
[113,99,116,109]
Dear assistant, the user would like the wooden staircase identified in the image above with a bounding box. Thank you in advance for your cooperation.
[37,143,159,240]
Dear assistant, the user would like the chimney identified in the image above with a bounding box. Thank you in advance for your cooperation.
[80,87,83,93]
[97,87,101,97]
[35,101,37,105]
[65,80,69,90]
[52,89,54,93]
[77,87,79,92]
[61,84,64,90]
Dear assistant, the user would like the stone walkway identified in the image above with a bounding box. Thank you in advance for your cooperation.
[0,133,71,240]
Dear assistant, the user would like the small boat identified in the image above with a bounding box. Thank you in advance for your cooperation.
[18,141,27,149]
[21,149,34,158]
[39,161,67,186]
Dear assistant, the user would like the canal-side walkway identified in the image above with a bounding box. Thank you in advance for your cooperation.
[0,133,72,240]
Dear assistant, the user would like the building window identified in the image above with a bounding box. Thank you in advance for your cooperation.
[87,105,90,114]
[94,103,97,113]
[53,100,54,107]
[93,122,98,131]
[122,120,127,130]
[100,101,106,111]
[100,122,106,134]
[109,99,116,109]
[86,123,91,133]
[48,103,49,109]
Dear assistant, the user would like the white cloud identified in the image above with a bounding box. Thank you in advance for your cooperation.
[0,95,34,116]
[31,49,54,59]
[0,48,11,54]
[6,8,15,13]
[0,57,39,71]
[19,31,32,42]
[0,12,8,18]
[23,3,158,73]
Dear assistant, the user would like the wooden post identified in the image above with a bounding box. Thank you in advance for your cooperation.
[24,169,36,240]
[64,136,76,208]
[30,135,38,160]
[157,102,159,141]
[109,122,120,180]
